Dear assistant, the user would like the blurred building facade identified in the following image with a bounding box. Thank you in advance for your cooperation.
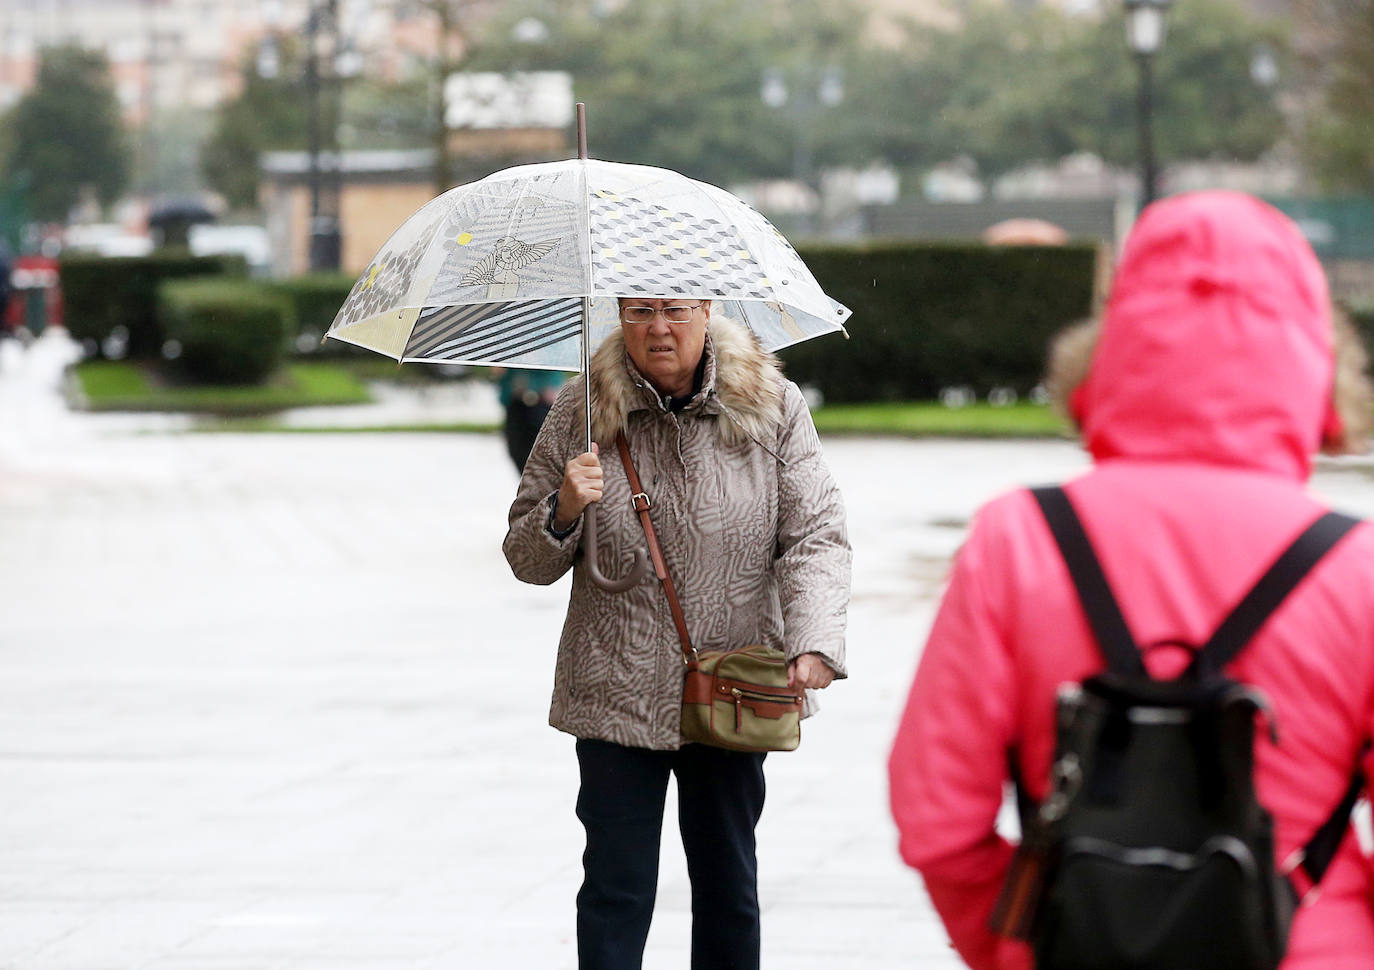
[260,148,434,276]
[0,0,458,125]
[260,66,572,278]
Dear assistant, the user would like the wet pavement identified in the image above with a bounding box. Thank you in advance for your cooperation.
[2,330,1371,969]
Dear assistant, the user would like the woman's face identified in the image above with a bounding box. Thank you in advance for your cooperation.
[619,298,710,398]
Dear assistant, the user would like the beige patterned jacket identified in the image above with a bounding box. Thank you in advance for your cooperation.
[503,315,852,750]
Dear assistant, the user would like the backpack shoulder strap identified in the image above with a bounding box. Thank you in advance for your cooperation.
[1031,486,1147,677]
[1195,511,1361,677]
[1290,745,1368,898]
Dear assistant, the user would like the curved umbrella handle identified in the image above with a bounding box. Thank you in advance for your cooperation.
[582,502,653,592]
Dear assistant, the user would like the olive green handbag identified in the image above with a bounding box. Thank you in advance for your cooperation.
[680,643,801,751]
[616,434,803,752]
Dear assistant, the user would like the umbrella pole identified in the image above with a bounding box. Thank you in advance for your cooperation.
[576,101,651,593]
[577,102,591,452]
[581,295,592,452]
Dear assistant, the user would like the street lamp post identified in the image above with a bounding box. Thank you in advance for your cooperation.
[760,64,843,237]
[1123,0,1171,207]
[305,0,342,271]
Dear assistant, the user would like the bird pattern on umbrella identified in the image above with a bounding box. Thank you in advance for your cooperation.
[460,236,560,299]
[432,174,584,306]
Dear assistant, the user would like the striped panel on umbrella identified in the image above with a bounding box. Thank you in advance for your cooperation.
[405,297,584,363]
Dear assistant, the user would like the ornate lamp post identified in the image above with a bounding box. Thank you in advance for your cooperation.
[761,64,844,236]
[305,0,342,271]
[1123,0,1171,207]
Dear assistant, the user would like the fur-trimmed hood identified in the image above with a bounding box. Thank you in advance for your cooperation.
[587,314,785,449]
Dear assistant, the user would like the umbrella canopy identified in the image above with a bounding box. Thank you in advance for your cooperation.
[148,198,217,227]
[324,158,850,369]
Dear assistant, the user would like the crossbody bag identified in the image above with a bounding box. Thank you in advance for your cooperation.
[615,432,803,752]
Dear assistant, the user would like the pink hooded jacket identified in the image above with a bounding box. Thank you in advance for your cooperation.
[888,192,1374,970]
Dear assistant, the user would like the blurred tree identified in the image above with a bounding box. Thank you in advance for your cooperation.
[135,106,213,197]
[464,0,872,189]
[880,0,1285,184]
[461,0,1284,194]
[889,4,1073,180]
[341,77,433,150]
[0,105,15,172]
[1061,0,1286,172]
[1296,0,1374,193]
[423,0,497,193]
[3,45,130,221]
[200,39,308,210]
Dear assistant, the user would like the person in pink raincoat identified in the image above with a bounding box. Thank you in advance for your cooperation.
[888,191,1374,970]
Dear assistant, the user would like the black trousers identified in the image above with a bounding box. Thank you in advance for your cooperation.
[574,738,767,970]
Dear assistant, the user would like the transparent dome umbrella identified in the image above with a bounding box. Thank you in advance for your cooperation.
[325,105,852,590]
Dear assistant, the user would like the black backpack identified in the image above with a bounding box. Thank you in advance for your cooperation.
[991,486,1365,970]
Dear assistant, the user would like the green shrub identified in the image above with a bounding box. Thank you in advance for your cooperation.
[265,272,359,355]
[159,278,290,385]
[60,251,247,359]
[782,242,1098,402]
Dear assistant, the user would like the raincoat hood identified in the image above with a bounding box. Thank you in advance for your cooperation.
[1075,191,1334,481]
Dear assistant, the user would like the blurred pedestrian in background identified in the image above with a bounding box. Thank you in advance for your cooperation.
[889,192,1374,970]
[495,366,565,472]
[503,296,851,970]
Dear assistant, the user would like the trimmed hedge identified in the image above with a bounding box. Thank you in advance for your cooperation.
[265,272,358,354]
[783,242,1099,402]
[159,278,290,385]
[60,251,247,359]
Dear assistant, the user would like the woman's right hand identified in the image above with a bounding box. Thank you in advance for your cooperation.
[554,443,602,530]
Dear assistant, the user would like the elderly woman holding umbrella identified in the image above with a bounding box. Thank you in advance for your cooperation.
[322,123,853,968]
[502,292,851,970]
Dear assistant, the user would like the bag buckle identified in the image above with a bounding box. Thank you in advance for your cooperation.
[630,491,651,512]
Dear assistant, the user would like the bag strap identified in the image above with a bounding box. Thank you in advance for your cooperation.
[1289,745,1368,895]
[616,432,697,667]
[1194,511,1361,676]
[1031,485,1146,677]
[1274,520,1367,894]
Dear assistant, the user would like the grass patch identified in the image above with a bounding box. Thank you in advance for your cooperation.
[327,356,478,384]
[76,360,153,398]
[196,420,501,434]
[74,361,373,415]
[812,401,1069,438]
[73,362,1069,438]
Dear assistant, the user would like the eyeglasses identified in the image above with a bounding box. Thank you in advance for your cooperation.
[620,303,703,325]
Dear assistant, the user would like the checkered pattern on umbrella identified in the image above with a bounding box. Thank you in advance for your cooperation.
[589,191,772,300]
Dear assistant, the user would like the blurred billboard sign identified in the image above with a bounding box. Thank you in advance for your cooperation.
[1266,197,1374,260]
[444,71,574,130]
